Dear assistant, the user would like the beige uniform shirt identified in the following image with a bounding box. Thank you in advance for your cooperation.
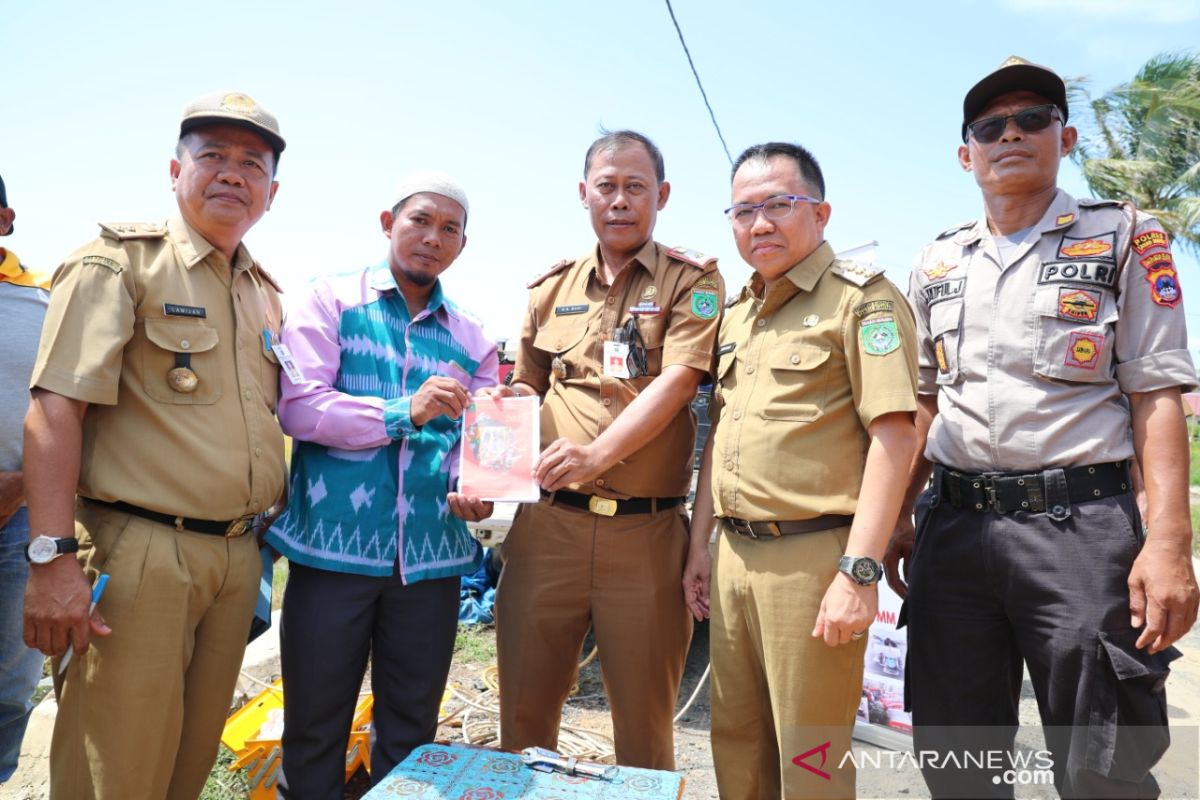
[711,242,918,521]
[910,190,1197,472]
[31,216,286,519]
[513,239,724,499]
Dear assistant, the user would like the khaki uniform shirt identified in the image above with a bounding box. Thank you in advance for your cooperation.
[711,242,918,521]
[31,216,286,519]
[513,239,723,498]
[910,190,1197,472]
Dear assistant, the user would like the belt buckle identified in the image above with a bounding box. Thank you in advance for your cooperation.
[728,518,757,539]
[225,516,252,538]
[588,496,618,517]
[983,477,1005,514]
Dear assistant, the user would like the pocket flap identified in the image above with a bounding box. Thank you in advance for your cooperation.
[1098,630,1180,682]
[532,320,589,354]
[143,318,219,354]
[929,300,963,336]
[767,343,830,371]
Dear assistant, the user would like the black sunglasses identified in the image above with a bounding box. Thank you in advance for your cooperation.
[965,104,1061,144]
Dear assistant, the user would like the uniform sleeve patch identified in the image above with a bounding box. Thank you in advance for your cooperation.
[691,287,719,319]
[1132,229,1168,254]
[1064,332,1103,369]
[859,316,901,356]
[1146,265,1182,308]
[81,255,123,274]
[853,299,894,318]
[1139,251,1174,271]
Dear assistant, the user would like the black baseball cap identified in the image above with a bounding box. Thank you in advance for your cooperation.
[962,56,1068,142]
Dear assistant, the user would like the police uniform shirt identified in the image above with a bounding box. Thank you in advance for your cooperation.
[31,216,286,520]
[711,241,918,521]
[910,189,1197,473]
[512,239,723,499]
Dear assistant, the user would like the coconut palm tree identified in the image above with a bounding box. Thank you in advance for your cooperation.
[1068,51,1200,254]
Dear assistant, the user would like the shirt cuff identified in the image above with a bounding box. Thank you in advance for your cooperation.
[384,397,417,439]
[1116,349,1199,395]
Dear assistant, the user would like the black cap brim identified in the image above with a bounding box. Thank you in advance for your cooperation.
[962,63,1068,142]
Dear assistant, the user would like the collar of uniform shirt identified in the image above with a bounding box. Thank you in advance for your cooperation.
[748,240,835,316]
[582,239,658,287]
[172,215,252,273]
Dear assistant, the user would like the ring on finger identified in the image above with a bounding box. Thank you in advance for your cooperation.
[851,630,866,640]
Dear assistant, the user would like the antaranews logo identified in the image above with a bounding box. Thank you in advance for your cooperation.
[791,741,833,781]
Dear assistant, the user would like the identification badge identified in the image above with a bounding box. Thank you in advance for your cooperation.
[603,341,631,378]
[271,342,304,383]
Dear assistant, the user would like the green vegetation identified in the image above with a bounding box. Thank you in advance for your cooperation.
[198,745,251,800]
[453,624,497,664]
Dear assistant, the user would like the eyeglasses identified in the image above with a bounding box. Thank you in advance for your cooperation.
[724,194,820,226]
[966,104,1061,144]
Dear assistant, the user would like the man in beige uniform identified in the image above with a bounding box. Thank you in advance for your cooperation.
[486,130,722,769]
[684,142,917,799]
[22,92,286,800]
[887,58,1198,798]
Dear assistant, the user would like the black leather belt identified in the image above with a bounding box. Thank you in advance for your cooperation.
[938,461,1130,514]
[543,490,684,517]
[722,514,854,539]
[86,498,256,538]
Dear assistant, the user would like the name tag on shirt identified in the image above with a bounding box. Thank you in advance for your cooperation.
[271,342,304,383]
[555,304,588,316]
[603,341,631,379]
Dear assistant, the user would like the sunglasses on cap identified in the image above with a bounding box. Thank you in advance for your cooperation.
[966,103,1061,144]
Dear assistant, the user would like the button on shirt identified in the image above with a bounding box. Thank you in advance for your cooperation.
[711,242,918,521]
[910,190,1197,472]
[31,217,285,519]
[512,240,723,499]
[266,264,499,582]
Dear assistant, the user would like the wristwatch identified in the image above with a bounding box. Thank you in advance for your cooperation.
[838,555,884,586]
[25,535,80,565]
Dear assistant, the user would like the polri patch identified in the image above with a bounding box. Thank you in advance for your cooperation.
[691,288,718,320]
[923,278,965,306]
[82,255,122,273]
[1146,266,1182,308]
[853,299,894,318]
[555,304,588,316]
[1064,332,1103,369]
[717,342,736,356]
[1140,251,1174,271]
[860,316,900,356]
[1036,261,1117,288]
[1132,229,1168,254]
[1058,233,1115,261]
[163,303,207,318]
[1056,288,1100,323]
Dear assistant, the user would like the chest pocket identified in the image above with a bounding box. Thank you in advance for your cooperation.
[140,318,222,405]
[760,342,831,423]
[929,300,963,385]
[1033,284,1118,383]
[532,318,590,378]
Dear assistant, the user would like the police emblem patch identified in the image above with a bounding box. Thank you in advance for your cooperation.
[1140,251,1174,271]
[1146,265,1182,308]
[921,261,958,280]
[691,289,718,319]
[1056,288,1100,323]
[860,316,900,356]
[1058,233,1114,260]
[1064,332,1103,369]
[1132,229,1168,254]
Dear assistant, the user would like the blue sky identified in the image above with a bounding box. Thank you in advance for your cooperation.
[5,0,1199,343]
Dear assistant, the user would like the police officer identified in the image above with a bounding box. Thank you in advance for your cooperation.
[684,142,917,799]
[23,91,287,800]
[886,57,1199,798]
[484,129,723,769]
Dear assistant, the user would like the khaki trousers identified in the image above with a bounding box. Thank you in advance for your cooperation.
[710,522,866,800]
[51,503,260,800]
[495,499,692,769]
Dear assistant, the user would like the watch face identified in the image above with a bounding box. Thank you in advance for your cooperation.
[852,558,880,584]
[28,536,58,564]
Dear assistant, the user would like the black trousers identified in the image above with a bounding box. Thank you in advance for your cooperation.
[275,562,460,800]
[903,483,1179,799]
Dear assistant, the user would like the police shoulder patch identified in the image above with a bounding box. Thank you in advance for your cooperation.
[80,254,124,274]
[98,221,168,241]
[935,220,973,240]
[526,259,574,289]
[667,246,717,269]
[831,260,883,288]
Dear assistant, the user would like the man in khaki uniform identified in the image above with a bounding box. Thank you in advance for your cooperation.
[684,142,917,799]
[485,130,722,769]
[22,91,287,800]
[886,58,1198,798]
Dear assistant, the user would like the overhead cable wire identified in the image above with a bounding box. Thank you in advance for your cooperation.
[664,0,733,166]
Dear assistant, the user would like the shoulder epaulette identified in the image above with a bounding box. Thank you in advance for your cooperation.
[666,246,717,268]
[830,260,883,288]
[935,221,974,241]
[98,221,168,241]
[526,258,574,289]
[1077,198,1123,209]
[255,263,283,293]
